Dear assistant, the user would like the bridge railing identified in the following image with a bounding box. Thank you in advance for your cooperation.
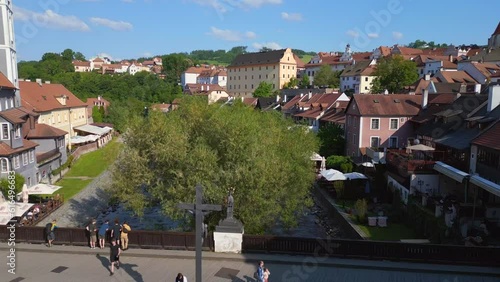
[1,226,499,267]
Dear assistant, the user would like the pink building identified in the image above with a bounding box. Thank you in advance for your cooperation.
[345,94,422,160]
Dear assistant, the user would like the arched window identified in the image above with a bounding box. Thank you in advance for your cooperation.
[0,158,8,172]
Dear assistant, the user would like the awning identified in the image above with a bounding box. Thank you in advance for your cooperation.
[433,161,469,183]
[70,135,100,144]
[16,184,62,195]
[344,172,368,180]
[470,175,500,198]
[74,124,112,136]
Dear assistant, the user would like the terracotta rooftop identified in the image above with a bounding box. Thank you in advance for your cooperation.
[319,108,346,124]
[151,103,171,110]
[394,46,423,55]
[493,21,500,36]
[472,121,500,150]
[229,49,292,67]
[436,70,477,83]
[0,107,38,124]
[341,60,374,77]
[352,52,371,61]
[413,77,439,94]
[282,94,308,110]
[27,123,67,139]
[72,60,90,67]
[469,62,500,79]
[20,81,87,112]
[243,97,258,106]
[0,139,38,156]
[184,83,226,94]
[348,94,422,116]
[0,72,15,89]
[294,54,305,68]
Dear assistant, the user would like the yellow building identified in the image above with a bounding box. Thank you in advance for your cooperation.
[19,80,89,149]
[227,48,298,97]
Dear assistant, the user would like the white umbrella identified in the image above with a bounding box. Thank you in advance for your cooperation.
[407,144,435,151]
[344,172,368,180]
[22,184,29,203]
[320,169,346,181]
[360,162,374,168]
[0,215,12,225]
[12,203,34,217]
[310,153,323,161]
[0,192,5,204]
[21,184,62,195]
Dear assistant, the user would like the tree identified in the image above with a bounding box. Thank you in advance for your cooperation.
[259,47,273,52]
[253,81,273,98]
[370,55,418,94]
[317,124,345,157]
[74,52,86,61]
[0,173,25,198]
[326,155,353,173]
[108,97,319,234]
[283,77,298,89]
[313,65,341,88]
[92,106,103,122]
[299,74,311,88]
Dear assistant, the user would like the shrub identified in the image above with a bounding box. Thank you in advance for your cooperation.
[334,181,344,199]
[0,173,25,197]
[52,155,75,176]
[354,198,368,223]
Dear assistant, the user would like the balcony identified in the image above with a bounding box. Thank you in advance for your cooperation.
[386,150,438,177]
[366,147,385,163]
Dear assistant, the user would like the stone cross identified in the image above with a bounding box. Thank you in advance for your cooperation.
[178,184,221,282]
[226,190,234,219]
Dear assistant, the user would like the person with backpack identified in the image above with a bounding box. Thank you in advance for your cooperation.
[121,221,131,250]
[45,219,57,247]
[86,218,98,249]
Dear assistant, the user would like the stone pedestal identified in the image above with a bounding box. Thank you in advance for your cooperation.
[214,217,244,253]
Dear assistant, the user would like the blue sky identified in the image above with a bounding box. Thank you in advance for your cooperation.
[12,0,500,61]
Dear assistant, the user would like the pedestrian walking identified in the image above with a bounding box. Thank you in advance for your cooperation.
[110,218,122,245]
[45,219,57,247]
[109,239,121,276]
[121,221,131,250]
[98,220,109,249]
[263,267,271,282]
[86,218,98,249]
[254,261,264,282]
[175,273,188,282]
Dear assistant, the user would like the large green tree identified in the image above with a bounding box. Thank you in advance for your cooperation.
[317,124,345,157]
[371,55,418,94]
[108,97,319,234]
[299,74,311,88]
[253,81,273,98]
[313,65,341,88]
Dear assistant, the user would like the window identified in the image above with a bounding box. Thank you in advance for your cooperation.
[353,133,357,144]
[13,155,19,169]
[389,136,398,148]
[370,137,380,148]
[390,118,399,130]
[251,84,254,89]
[347,116,351,126]
[1,123,9,140]
[283,74,285,78]
[365,77,368,81]
[259,67,261,70]
[0,159,8,172]
[273,74,275,78]
[29,150,34,163]
[370,118,380,130]
[259,75,261,79]
[266,66,268,70]
[14,126,20,139]
[4,99,8,110]
[58,114,61,123]
[22,152,28,165]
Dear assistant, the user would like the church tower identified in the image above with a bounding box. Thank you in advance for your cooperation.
[488,21,500,49]
[0,0,20,106]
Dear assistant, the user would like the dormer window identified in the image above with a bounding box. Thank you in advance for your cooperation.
[1,124,9,140]
[14,126,20,139]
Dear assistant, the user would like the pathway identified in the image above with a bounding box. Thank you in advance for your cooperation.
[36,170,112,228]
[1,243,499,282]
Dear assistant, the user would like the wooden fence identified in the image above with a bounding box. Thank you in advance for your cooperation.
[1,226,499,267]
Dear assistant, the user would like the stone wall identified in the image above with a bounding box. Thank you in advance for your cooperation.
[312,184,366,240]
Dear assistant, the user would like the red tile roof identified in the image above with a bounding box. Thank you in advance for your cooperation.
[282,94,308,110]
[0,72,15,89]
[184,83,226,94]
[0,107,37,124]
[472,121,500,150]
[436,70,477,83]
[352,52,372,61]
[20,81,87,112]
[243,97,258,106]
[320,108,346,123]
[27,123,67,139]
[493,21,500,35]
[151,103,171,111]
[0,139,39,156]
[395,46,423,55]
[72,60,90,67]
[294,54,305,68]
[348,94,422,116]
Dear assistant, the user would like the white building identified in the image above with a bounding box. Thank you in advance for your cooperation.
[0,0,20,106]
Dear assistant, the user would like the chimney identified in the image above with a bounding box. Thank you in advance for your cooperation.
[45,81,50,84]
[276,94,280,103]
[207,85,209,91]
[308,90,312,99]
[25,79,31,82]
[459,83,467,93]
[474,84,481,94]
[422,89,429,110]
[424,74,431,81]
[384,89,389,95]
[36,78,42,86]
[201,85,204,91]
[284,95,287,103]
[449,55,453,62]
[300,93,304,98]
[98,96,101,101]
[19,78,24,82]
[487,85,500,113]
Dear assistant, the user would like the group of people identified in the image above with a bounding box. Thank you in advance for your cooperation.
[86,218,132,250]
[256,260,271,282]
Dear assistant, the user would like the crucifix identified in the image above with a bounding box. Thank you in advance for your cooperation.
[178,184,222,282]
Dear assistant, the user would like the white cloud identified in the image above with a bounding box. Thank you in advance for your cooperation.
[367,33,379,39]
[207,27,256,41]
[346,30,359,38]
[190,0,281,14]
[13,6,90,32]
[393,31,403,40]
[90,17,133,31]
[281,12,302,21]
[252,42,282,50]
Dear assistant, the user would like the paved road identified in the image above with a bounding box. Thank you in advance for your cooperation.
[36,170,112,228]
[1,243,499,282]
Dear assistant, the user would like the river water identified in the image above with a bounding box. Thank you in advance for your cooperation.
[94,196,347,238]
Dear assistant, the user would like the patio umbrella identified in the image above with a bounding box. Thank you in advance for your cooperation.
[21,184,62,195]
[22,184,29,203]
[0,215,11,225]
[310,153,323,161]
[12,203,34,217]
[320,169,346,181]
[344,172,368,180]
[360,162,374,168]
[407,144,435,151]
